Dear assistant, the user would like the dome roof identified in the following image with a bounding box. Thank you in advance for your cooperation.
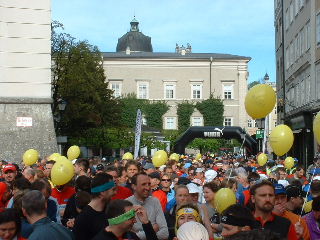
[116,18,153,52]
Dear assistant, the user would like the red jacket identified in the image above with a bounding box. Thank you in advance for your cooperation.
[152,189,167,211]
[112,186,133,200]
[51,186,75,207]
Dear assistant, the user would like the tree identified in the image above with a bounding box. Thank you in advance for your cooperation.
[51,21,121,137]
[248,80,261,89]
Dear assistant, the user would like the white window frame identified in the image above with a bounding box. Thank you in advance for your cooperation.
[110,81,122,98]
[248,119,253,128]
[164,83,176,99]
[223,84,234,100]
[191,84,202,99]
[191,117,203,127]
[137,82,149,99]
[164,117,177,130]
[223,117,233,127]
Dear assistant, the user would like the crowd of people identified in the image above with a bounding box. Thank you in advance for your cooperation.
[0,152,320,239]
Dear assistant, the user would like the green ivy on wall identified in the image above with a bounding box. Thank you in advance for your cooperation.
[196,95,224,126]
[119,94,169,130]
[144,101,169,129]
[177,101,194,132]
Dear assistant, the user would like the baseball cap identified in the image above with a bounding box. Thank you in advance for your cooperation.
[143,162,155,170]
[148,171,161,180]
[183,163,192,169]
[3,164,17,173]
[96,164,104,171]
[204,170,217,183]
[274,183,286,195]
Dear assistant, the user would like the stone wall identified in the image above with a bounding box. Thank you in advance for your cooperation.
[0,98,57,163]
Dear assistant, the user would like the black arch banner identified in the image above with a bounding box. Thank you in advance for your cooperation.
[173,126,257,155]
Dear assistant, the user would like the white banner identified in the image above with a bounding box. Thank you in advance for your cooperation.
[134,109,142,160]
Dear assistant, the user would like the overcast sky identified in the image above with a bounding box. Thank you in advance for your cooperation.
[52,0,275,83]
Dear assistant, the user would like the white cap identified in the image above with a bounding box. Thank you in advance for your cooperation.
[204,170,217,183]
[187,183,201,194]
[72,159,77,165]
[177,222,209,240]
[278,179,290,187]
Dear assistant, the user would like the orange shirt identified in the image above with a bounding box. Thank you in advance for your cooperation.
[283,210,310,240]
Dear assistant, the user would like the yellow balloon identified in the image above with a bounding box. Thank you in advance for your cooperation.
[195,153,202,160]
[51,159,74,186]
[304,200,312,213]
[245,84,276,119]
[49,153,61,162]
[169,153,180,162]
[213,188,237,214]
[67,146,80,160]
[284,157,295,169]
[122,152,133,160]
[269,124,294,156]
[257,153,268,166]
[152,150,168,167]
[313,112,320,145]
[23,149,39,166]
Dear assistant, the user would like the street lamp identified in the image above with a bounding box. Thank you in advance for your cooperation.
[57,99,67,111]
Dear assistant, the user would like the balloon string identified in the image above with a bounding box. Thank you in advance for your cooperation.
[299,169,316,221]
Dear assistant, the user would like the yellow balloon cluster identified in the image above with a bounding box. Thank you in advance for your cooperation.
[49,153,61,162]
[245,84,276,119]
[152,150,168,167]
[284,157,295,169]
[257,153,268,166]
[51,157,74,186]
[213,188,236,213]
[169,153,180,162]
[269,124,294,156]
[122,152,133,160]
[23,149,39,166]
[67,146,80,160]
[313,112,320,145]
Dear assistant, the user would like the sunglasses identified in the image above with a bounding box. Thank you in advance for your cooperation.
[161,179,171,182]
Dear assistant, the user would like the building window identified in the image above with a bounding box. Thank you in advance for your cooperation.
[191,84,202,99]
[191,117,203,126]
[165,117,177,130]
[248,119,253,128]
[317,13,320,46]
[110,82,122,98]
[224,117,232,126]
[254,120,258,128]
[164,84,175,99]
[223,85,233,99]
[137,82,149,99]
[274,121,277,127]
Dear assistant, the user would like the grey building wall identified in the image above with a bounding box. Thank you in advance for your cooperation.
[0,0,57,162]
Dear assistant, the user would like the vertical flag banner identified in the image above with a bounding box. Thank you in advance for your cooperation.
[134,109,142,160]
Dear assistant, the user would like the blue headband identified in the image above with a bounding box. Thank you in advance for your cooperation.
[91,181,116,193]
